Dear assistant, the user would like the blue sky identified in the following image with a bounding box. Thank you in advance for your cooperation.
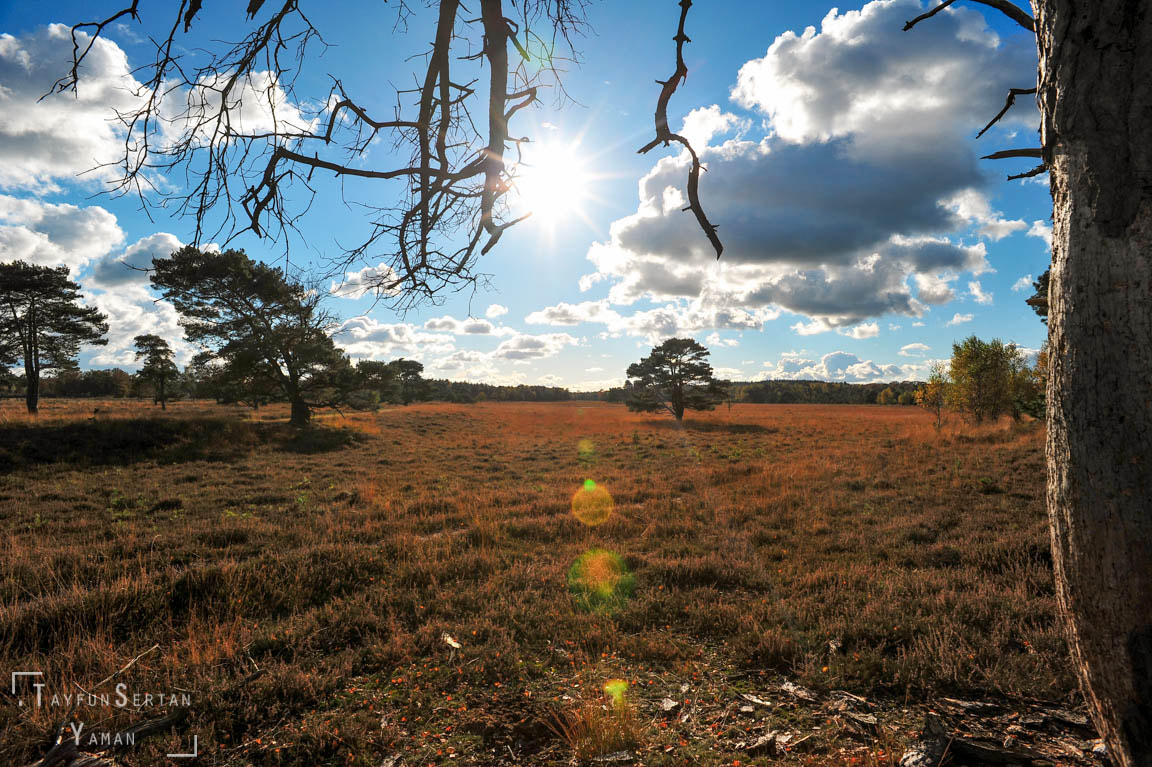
[0,0,1051,389]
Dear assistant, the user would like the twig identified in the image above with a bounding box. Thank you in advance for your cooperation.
[93,643,160,690]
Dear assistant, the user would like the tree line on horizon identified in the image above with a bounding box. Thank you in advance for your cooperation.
[2,251,1045,421]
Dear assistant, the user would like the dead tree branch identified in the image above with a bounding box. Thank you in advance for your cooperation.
[976,87,1037,138]
[53,1,588,310]
[638,0,723,259]
[904,0,1034,33]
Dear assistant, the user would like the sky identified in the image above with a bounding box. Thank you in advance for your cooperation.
[0,0,1052,390]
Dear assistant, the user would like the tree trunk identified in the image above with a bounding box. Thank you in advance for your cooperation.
[289,397,310,427]
[24,366,38,414]
[1036,3,1152,765]
[159,378,166,410]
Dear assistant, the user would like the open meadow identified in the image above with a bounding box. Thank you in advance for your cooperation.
[0,401,1089,765]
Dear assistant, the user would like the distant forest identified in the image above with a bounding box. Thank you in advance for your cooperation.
[0,367,922,406]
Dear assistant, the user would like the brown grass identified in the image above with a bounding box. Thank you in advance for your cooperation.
[0,399,1068,765]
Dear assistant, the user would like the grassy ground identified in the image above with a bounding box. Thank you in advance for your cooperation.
[0,400,1073,765]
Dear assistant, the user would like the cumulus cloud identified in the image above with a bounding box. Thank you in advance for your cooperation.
[945,190,1027,241]
[491,332,579,361]
[525,299,622,326]
[837,321,879,339]
[422,315,512,335]
[0,25,145,193]
[968,280,993,305]
[485,303,508,318]
[83,284,191,368]
[0,195,123,271]
[330,262,399,300]
[88,232,182,286]
[577,0,1035,330]
[526,297,776,342]
[899,342,931,357]
[1012,274,1034,292]
[948,312,974,325]
[1028,219,1053,247]
[765,350,922,383]
[335,316,454,359]
[913,272,958,305]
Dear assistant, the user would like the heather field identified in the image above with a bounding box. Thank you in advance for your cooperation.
[0,401,1086,765]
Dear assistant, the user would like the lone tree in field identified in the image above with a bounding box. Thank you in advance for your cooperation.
[133,334,179,409]
[946,336,1029,423]
[390,359,428,406]
[625,338,726,422]
[915,361,949,431]
[0,261,108,414]
[60,2,1152,762]
[151,246,350,426]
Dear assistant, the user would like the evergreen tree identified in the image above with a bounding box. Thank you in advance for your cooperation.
[0,261,108,413]
[133,334,179,409]
[151,246,350,426]
[625,338,726,421]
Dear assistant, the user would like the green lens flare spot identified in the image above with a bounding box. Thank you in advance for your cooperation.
[572,480,614,526]
[578,439,596,463]
[603,678,629,708]
[567,549,634,613]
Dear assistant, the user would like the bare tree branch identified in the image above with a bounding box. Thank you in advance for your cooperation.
[976,86,1037,138]
[904,0,1034,33]
[52,1,588,311]
[1007,163,1047,180]
[638,0,723,259]
[981,147,1043,160]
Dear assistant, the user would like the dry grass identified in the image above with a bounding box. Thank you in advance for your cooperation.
[0,399,1069,765]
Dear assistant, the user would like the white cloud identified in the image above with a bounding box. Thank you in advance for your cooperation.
[836,321,879,339]
[899,342,931,357]
[0,25,145,193]
[948,313,974,325]
[1028,220,1053,247]
[525,299,622,326]
[705,332,739,347]
[968,280,993,305]
[491,332,579,361]
[330,262,399,300]
[765,350,922,383]
[680,105,745,149]
[944,190,1026,241]
[1012,274,1034,292]
[579,0,1035,328]
[83,284,191,368]
[526,297,776,342]
[0,195,123,271]
[485,303,508,318]
[88,232,182,286]
[422,315,513,336]
[335,316,454,360]
[913,272,958,305]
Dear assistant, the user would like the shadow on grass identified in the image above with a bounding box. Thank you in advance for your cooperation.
[644,419,776,434]
[0,418,360,472]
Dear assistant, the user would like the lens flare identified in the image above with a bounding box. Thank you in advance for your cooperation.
[567,549,634,613]
[577,438,596,464]
[572,479,614,526]
[603,678,629,708]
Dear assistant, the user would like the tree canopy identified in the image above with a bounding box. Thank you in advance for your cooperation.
[0,261,108,413]
[625,337,726,422]
[150,246,350,425]
[133,333,179,409]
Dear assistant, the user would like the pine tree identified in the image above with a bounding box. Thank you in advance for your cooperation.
[0,261,108,413]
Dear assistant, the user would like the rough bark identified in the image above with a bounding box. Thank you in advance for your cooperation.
[289,397,310,427]
[1036,2,1152,765]
[24,365,38,414]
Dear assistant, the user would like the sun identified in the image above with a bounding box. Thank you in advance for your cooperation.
[514,141,592,225]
